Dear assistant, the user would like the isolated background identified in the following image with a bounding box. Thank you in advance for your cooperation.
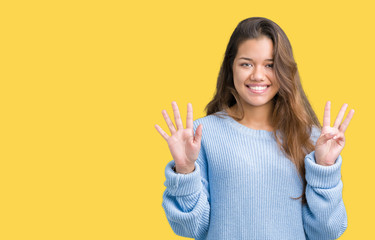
[0,0,373,239]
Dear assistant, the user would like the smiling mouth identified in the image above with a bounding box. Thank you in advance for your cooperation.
[246,85,270,90]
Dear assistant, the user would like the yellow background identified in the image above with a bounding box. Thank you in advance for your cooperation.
[0,0,373,239]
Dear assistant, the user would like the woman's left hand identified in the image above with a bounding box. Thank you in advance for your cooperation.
[315,101,355,166]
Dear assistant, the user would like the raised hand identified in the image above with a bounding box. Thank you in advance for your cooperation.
[315,101,355,166]
[155,101,203,174]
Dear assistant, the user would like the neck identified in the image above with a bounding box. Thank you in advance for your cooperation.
[228,101,274,131]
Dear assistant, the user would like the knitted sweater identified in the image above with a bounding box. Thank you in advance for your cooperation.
[162,111,348,240]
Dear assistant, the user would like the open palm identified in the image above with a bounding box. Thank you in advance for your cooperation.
[155,101,203,173]
[315,101,355,166]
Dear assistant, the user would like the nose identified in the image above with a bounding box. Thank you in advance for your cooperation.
[250,65,265,82]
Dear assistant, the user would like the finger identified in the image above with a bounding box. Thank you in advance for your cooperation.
[154,124,169,141]
[332,131,343,140]
[333,103,348,129]
[318,132,336,145]
[322,101,331,128]
[193,124,203,144]
[162,109,176,135]
[333,132,345,146]
[172,101,184,130]
[186,103,193,129]
[339,109,355,132]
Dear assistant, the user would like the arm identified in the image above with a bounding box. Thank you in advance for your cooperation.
[302,101,354,239]
[162,128,210,239]
[156,102,210,238]
[302,150,348,240]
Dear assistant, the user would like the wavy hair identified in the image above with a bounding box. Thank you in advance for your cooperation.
[205,17,321,205]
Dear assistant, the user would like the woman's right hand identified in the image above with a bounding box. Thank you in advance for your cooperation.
[155,101,203,174]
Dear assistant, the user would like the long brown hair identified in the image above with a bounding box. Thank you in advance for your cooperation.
[205,17,321,205]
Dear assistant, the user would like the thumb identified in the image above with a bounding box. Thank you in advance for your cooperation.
[318,132,336,145]
[193,124,203,144]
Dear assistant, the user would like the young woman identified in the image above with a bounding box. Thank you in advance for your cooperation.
[155,17,354,240]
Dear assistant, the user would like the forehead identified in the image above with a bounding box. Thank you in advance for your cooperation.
[236,36,274,59]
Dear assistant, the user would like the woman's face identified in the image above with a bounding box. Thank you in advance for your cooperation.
[232,36,279,110]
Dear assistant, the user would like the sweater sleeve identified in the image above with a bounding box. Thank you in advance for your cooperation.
[302,150,348,240]
[161,121,210,239]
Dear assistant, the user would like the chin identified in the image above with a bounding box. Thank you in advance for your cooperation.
[242,97,275,107]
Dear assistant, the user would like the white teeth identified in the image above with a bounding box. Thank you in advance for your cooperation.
[249,86,267,90]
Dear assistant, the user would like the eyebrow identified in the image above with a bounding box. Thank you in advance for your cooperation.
[238,57,274,61]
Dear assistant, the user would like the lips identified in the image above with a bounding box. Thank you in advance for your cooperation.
[246,84,270,93]
[246,84,270,88]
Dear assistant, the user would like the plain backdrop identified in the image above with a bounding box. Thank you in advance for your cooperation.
[0,0,373,239]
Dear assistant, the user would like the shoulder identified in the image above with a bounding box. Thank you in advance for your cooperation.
[193,111,228,131]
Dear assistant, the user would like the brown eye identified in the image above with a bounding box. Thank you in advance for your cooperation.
[241,63,252,67]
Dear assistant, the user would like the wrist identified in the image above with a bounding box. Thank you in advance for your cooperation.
[173,164,195,174]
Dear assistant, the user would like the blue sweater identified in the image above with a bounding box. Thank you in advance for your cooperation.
[162,111,348,240]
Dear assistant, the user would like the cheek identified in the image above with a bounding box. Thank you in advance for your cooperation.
[232,71,244,87]
[272,77,280,90]
[233,78,240,92]
[233,69,247,83]
[266,71,275,79]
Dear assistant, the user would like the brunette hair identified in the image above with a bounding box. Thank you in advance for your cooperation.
[205,17,321,205]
